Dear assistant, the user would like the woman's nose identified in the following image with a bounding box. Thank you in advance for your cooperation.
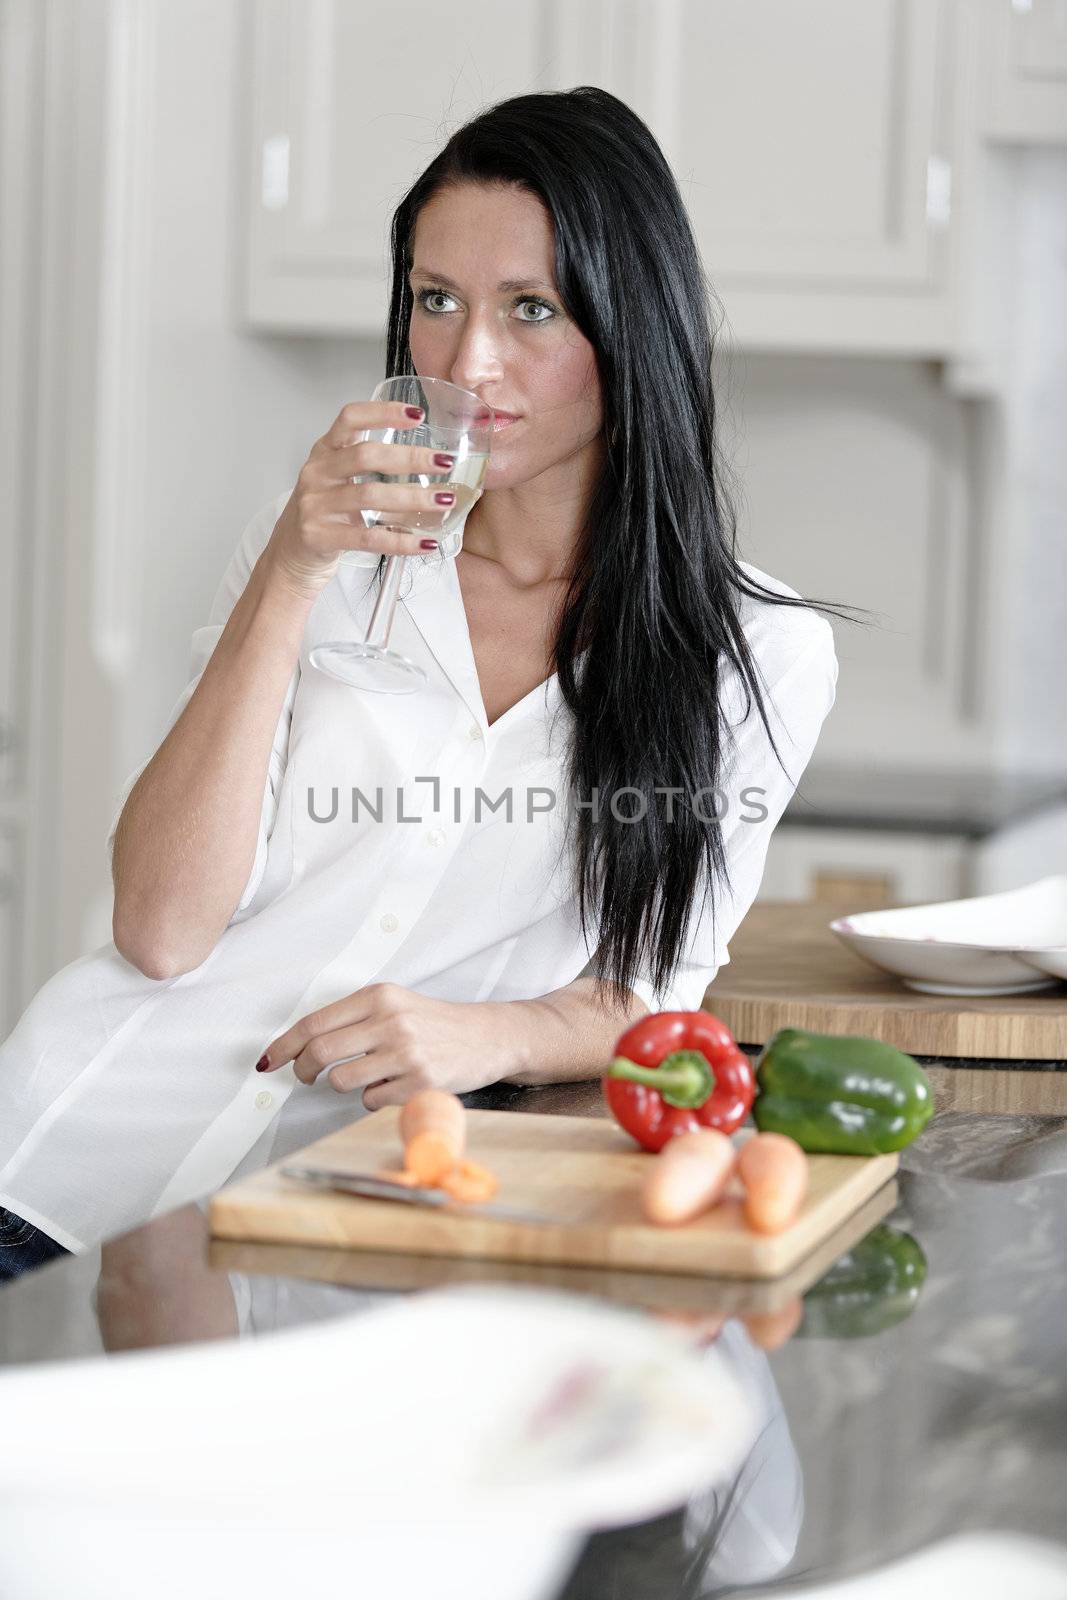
[447,311,505,393]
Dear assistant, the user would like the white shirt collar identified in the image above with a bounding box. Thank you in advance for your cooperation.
[334,549,563,739]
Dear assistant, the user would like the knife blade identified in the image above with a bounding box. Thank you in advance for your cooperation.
[280,1164,556,1226]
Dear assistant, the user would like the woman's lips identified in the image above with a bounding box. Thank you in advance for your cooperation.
[492,413,521,432]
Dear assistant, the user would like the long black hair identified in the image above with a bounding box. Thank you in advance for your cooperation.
[379,86,867,1014]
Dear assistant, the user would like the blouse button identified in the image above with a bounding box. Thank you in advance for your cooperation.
[424,827,446,849]
[254,1090,273,1111]
[467,722,483,741]
[380,912,400,934]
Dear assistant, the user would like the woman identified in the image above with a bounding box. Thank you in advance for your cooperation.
[0,86,848,1279]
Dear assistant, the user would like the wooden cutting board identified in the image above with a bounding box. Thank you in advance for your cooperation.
[209,1182,898,1316]
[210,1108,898,1280]
[704,901,1067,1060]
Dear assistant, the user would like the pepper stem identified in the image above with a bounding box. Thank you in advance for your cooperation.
[606,1049,715,1109]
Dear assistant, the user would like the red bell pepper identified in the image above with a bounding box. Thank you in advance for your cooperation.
[603,1010,756,1153]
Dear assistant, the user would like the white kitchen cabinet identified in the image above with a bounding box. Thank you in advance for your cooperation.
[0,546,17,808]
[983,0,1067,144]
[0,824,20,1041]
[0,2,39,1034]
[244,0,557,332]
[243,0,985,356]
[758,825,971,907]
[589,0,965,355]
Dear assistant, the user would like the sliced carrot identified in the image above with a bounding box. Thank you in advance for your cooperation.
[737,1132,809,1235]
[399,1089,465,1181]
[440,1159,499,1204]
[404,1130,459,1185]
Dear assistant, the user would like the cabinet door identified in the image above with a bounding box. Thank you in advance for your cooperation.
[737,357,984,769]
[673,0,951,291]
[560,0,960,352]
[245,0,557,331]
[758,825,970,906]
[984,0,1067,144]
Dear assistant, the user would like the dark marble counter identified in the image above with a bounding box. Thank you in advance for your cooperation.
[783,761,1067,838]
[2,1085,1066,1598]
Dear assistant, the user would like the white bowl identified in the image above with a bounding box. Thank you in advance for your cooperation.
[0,1284,759,1600]
[1015,946,1067,982]
[829,875,1067,996]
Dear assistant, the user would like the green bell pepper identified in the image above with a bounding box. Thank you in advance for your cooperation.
[752,1027,933,1155]
[797,1224,928,1338]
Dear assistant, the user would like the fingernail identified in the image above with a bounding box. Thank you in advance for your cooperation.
[433,453,455,468]
[405,405,424,420]
[255,1055,270,1072]
[420,538,439,550]
[434,492,455,505]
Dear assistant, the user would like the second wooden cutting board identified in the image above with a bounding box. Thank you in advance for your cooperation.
[704,900,1067,1059]
[210,1108,898,1280]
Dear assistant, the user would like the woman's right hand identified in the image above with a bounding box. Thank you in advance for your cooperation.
[265,400,457,601]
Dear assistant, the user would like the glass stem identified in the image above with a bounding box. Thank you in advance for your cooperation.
[364,553,406,650]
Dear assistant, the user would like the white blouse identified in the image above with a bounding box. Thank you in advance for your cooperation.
[0,492,838,1251]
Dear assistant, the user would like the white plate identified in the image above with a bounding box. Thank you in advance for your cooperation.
[829,875,1067,996]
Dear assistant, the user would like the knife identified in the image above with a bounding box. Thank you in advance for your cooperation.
[280,1164,556,1226]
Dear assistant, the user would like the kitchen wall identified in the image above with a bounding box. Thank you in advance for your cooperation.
[4,0,1066,994]
[996,148,1067,771]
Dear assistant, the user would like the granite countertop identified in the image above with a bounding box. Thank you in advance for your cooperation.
[2,1083,1066,1598]
[783,762,1067,837]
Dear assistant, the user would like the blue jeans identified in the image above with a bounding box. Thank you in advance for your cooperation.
[0,1205,70,1282]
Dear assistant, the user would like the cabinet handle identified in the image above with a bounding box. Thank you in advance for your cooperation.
[261,135,290,211]
[926,157,952,229]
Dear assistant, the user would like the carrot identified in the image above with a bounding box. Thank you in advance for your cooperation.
[400,1089,466,1184]
[737,1132,809,1235]
[404,1132,457,1185]
[394,1092,503,1202]
[642,1129,736,1227]
[399,1087,465,1148]
[742,1298,804,1351]
[440,1159,499,1205]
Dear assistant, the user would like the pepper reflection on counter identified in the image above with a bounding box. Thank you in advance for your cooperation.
[797,1225,928,1340]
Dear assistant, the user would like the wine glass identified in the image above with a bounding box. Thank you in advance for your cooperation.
[308,376,492,693]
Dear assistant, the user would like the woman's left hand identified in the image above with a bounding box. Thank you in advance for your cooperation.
[255,982,528,1109]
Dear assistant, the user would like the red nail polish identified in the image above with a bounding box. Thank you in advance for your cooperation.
[420,538,439,550]
[405,405,424,420]
[255,1055,270,1072]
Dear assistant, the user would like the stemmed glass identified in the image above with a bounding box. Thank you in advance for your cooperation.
[308,376,492,693]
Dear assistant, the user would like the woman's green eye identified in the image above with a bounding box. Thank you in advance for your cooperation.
[415,288,555,324]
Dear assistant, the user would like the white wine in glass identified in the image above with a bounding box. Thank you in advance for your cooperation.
[309,376,492,693]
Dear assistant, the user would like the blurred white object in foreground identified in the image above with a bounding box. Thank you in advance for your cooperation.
[0,1284,758,1600]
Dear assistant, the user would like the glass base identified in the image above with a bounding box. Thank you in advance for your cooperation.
[308,641,428,693]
